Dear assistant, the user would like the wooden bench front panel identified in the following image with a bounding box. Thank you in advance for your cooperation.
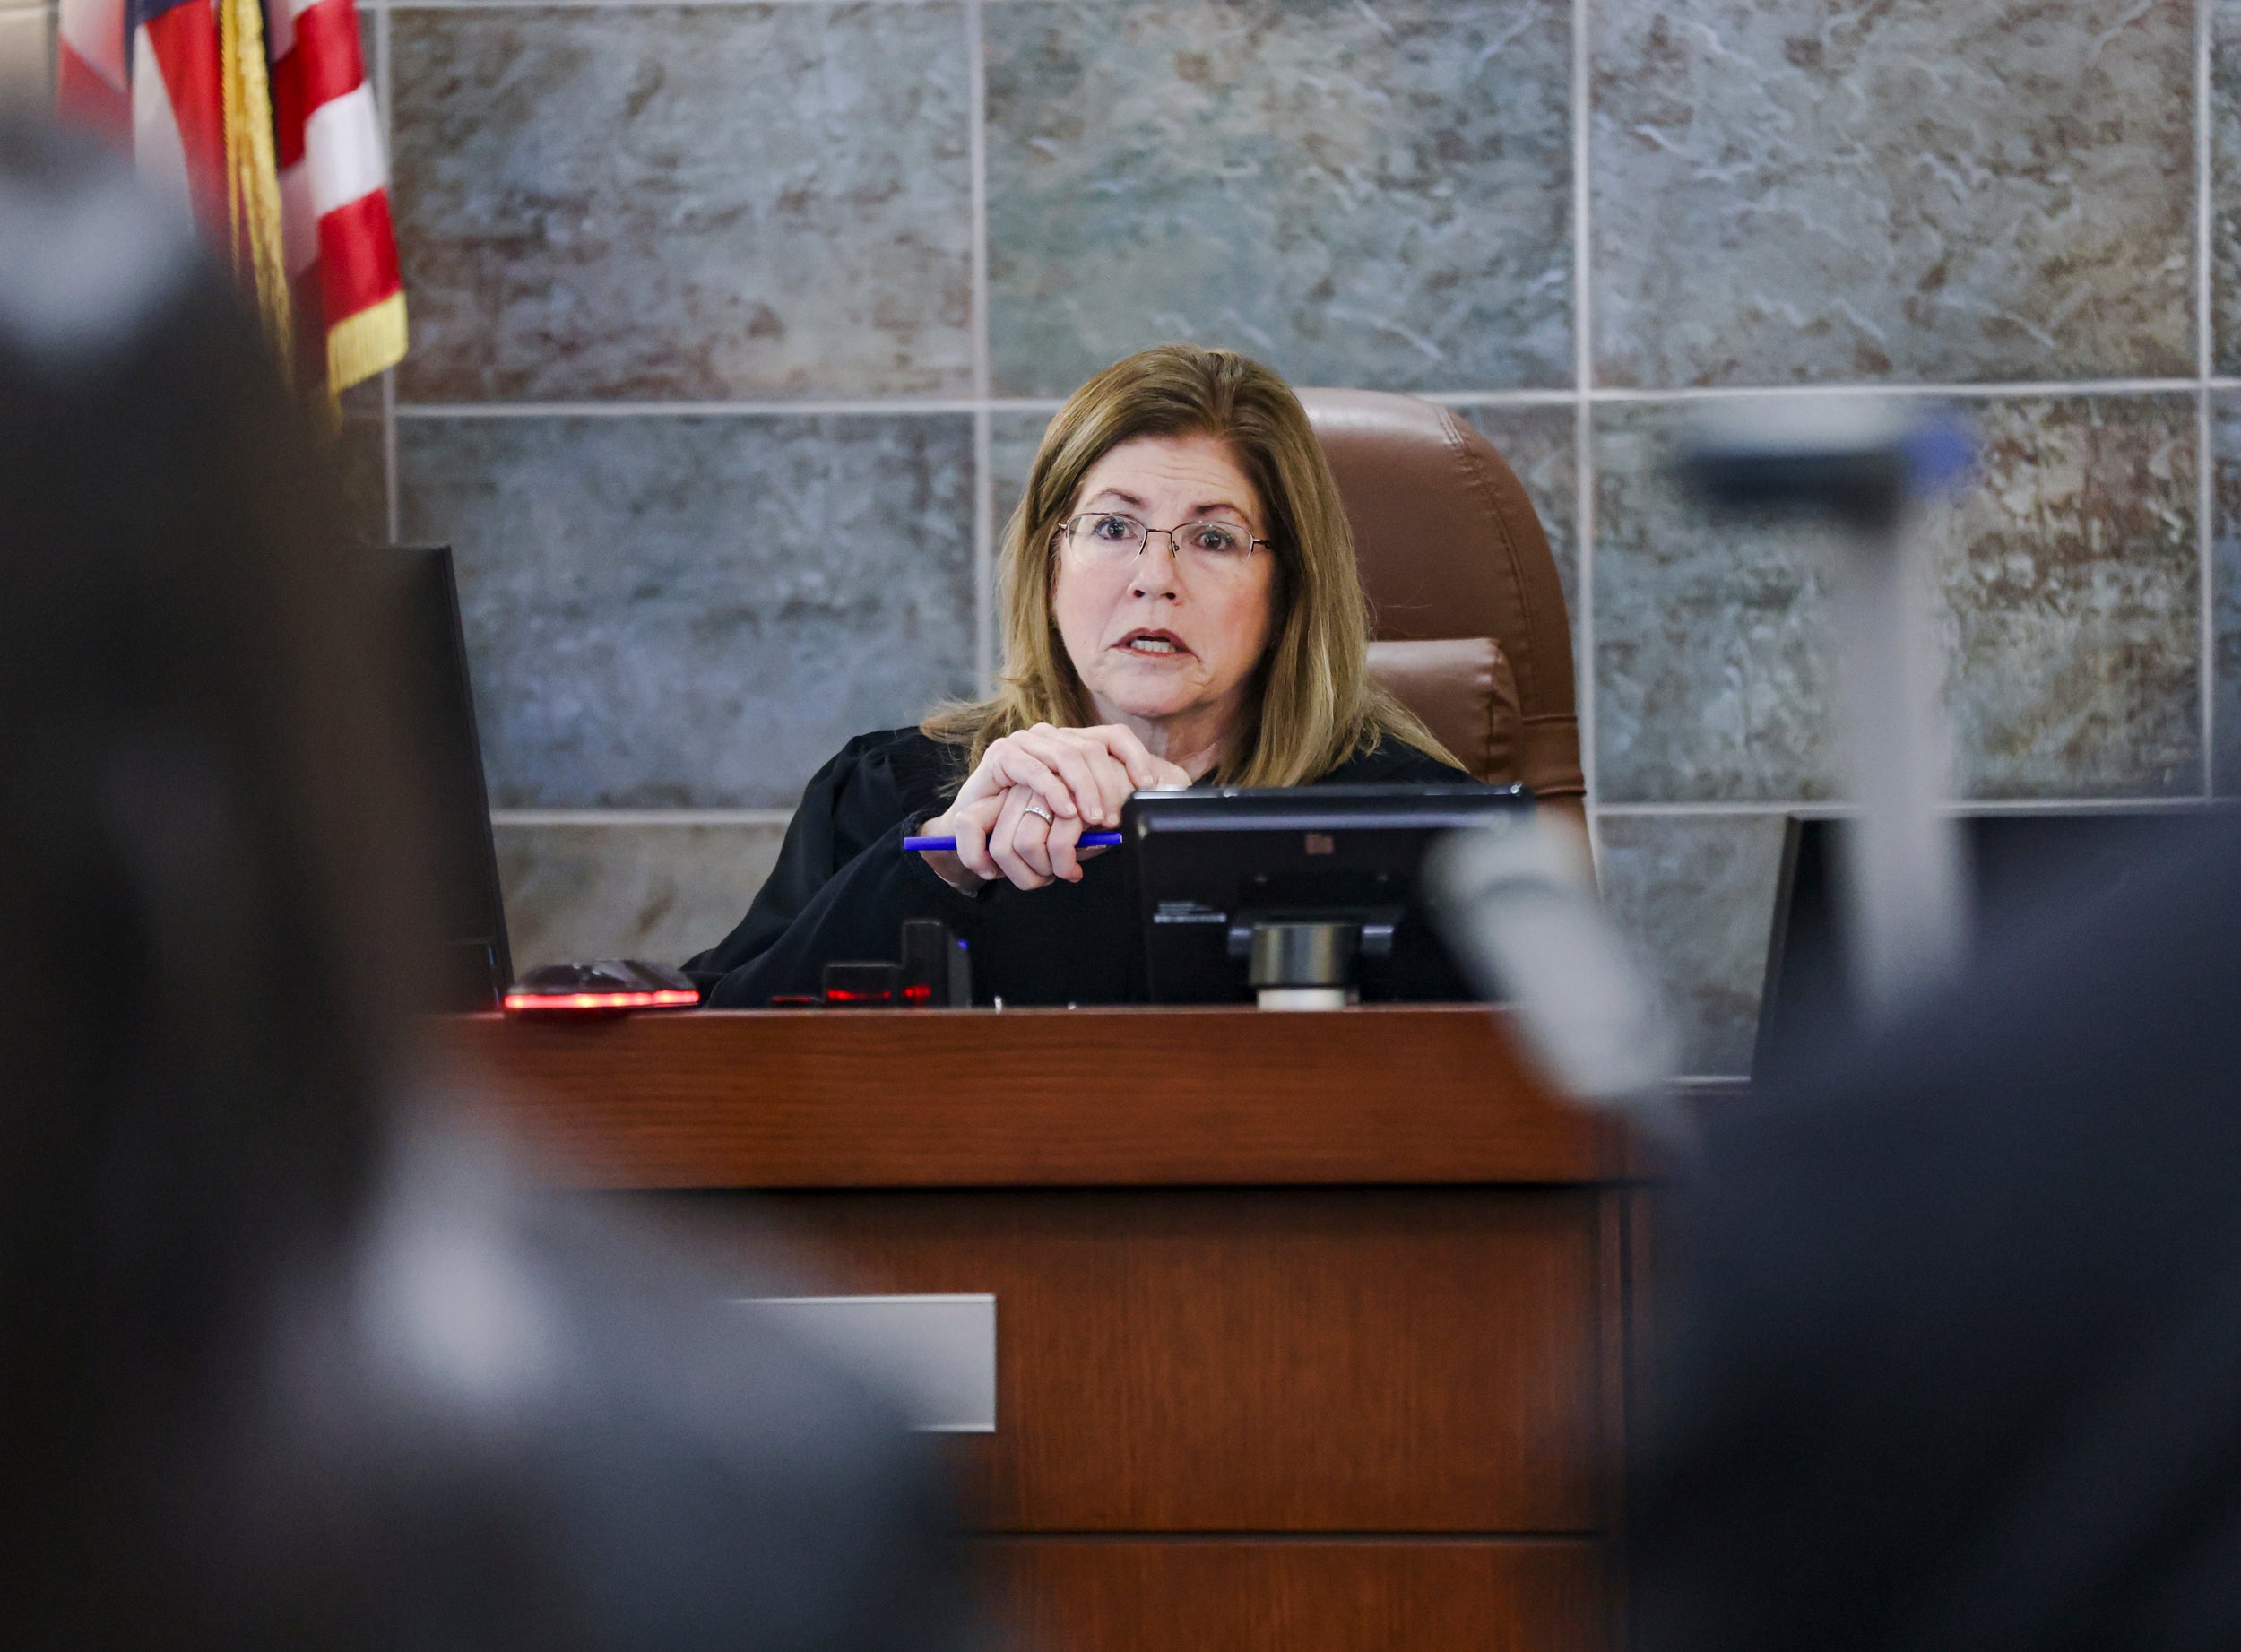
[976,1538,1607,1652]
[652,1186,1612,1535]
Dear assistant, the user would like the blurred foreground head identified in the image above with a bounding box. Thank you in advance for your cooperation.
[0,113,419,1515]
[0,121,966,1651]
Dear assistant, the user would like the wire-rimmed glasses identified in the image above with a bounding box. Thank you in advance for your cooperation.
[1057,513,1268,584]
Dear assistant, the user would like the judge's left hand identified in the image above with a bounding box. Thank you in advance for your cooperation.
[921,723,1183,893]
[921,782,1112,893]
[988,780,1111,888]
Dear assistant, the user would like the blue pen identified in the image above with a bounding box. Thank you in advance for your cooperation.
[904,830,1125,852]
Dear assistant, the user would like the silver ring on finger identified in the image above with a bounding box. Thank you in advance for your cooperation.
[1023,798,1053,824]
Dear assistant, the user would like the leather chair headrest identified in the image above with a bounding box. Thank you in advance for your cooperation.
[1364,636,1520,787]
[1299,389,1585,826]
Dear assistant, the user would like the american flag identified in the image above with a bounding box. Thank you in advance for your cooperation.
[55,0,406,398]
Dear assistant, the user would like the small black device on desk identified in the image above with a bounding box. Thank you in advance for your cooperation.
[1125,783,1531,1006]
[810,920,974,1008]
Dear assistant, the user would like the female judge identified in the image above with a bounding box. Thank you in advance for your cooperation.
[686,343,1469,1008]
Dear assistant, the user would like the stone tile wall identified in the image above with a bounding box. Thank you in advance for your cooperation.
[65,0,2237,1073]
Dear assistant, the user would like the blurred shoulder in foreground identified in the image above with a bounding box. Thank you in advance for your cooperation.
[0,118,971,1652]
[1633,803,2241,1651]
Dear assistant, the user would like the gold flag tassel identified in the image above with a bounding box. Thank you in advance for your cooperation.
[219,0,295,385]
[328,290,408,397]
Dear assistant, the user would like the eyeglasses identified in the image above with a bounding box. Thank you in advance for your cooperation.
[1057,513,1268,583]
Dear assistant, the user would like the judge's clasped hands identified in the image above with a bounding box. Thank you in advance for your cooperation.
[918,722,1190,891]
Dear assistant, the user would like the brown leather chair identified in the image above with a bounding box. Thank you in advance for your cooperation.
[1300,389,1588,849]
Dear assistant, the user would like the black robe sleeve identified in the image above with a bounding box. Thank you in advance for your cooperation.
[682,731,981,1007]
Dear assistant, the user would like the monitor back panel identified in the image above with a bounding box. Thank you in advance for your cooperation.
[1127,785,1529,1004]
[1755,806,2217,1083]
[372,545,513,1009]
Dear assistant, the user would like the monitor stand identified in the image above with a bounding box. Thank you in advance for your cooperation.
[1231,916,1396,1010]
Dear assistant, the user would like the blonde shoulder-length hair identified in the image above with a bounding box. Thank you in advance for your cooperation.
[922,344,1453,787]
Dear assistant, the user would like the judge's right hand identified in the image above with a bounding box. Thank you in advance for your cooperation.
[918,723,1190,893]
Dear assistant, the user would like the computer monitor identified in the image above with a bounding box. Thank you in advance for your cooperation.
[1756,805,2214,1082]
[1123,783,1531,1004]
[365,546,512,1011]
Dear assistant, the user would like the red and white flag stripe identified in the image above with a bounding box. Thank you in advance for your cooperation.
[56,0,406,397]
[55,0,130,140]
[271,0,403,391]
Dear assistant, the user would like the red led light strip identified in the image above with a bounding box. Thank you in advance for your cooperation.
[501,989,702,1012]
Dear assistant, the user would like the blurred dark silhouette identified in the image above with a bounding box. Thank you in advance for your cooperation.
[1633,803,2241,1650]
[0,120,971,1651]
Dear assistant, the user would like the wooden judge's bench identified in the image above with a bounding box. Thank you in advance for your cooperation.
[435,1006,1646,1652]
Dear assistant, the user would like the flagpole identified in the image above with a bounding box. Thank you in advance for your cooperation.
[220,0,293,381]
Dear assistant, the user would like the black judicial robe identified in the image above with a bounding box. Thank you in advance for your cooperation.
[683,726,1469,1008]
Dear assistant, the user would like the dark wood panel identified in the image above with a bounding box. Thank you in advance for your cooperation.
[429,1006,1622,1189]
[977,1538,1606,1652]
[658,1187,1611,1533]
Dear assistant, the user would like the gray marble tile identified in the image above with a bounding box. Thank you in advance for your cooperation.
[397,411,977,809]
[1454,402,1579,630]
[1593,401,1845,802]
[988,407,1054,561]
[1596,395,2202,804]
[2214,3,2241,376]
[338,371,385,419]
[1938,394,2200,798]
[2210,390,2241,792]
[986,407,1055,640]
[0,6,51,112]
[1595,0,2193,387]
[390,4,973,402]
[333,415,389,545]
[497,817,792,970]
[1595,810,1787,1078]
[985,0,1572,398]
